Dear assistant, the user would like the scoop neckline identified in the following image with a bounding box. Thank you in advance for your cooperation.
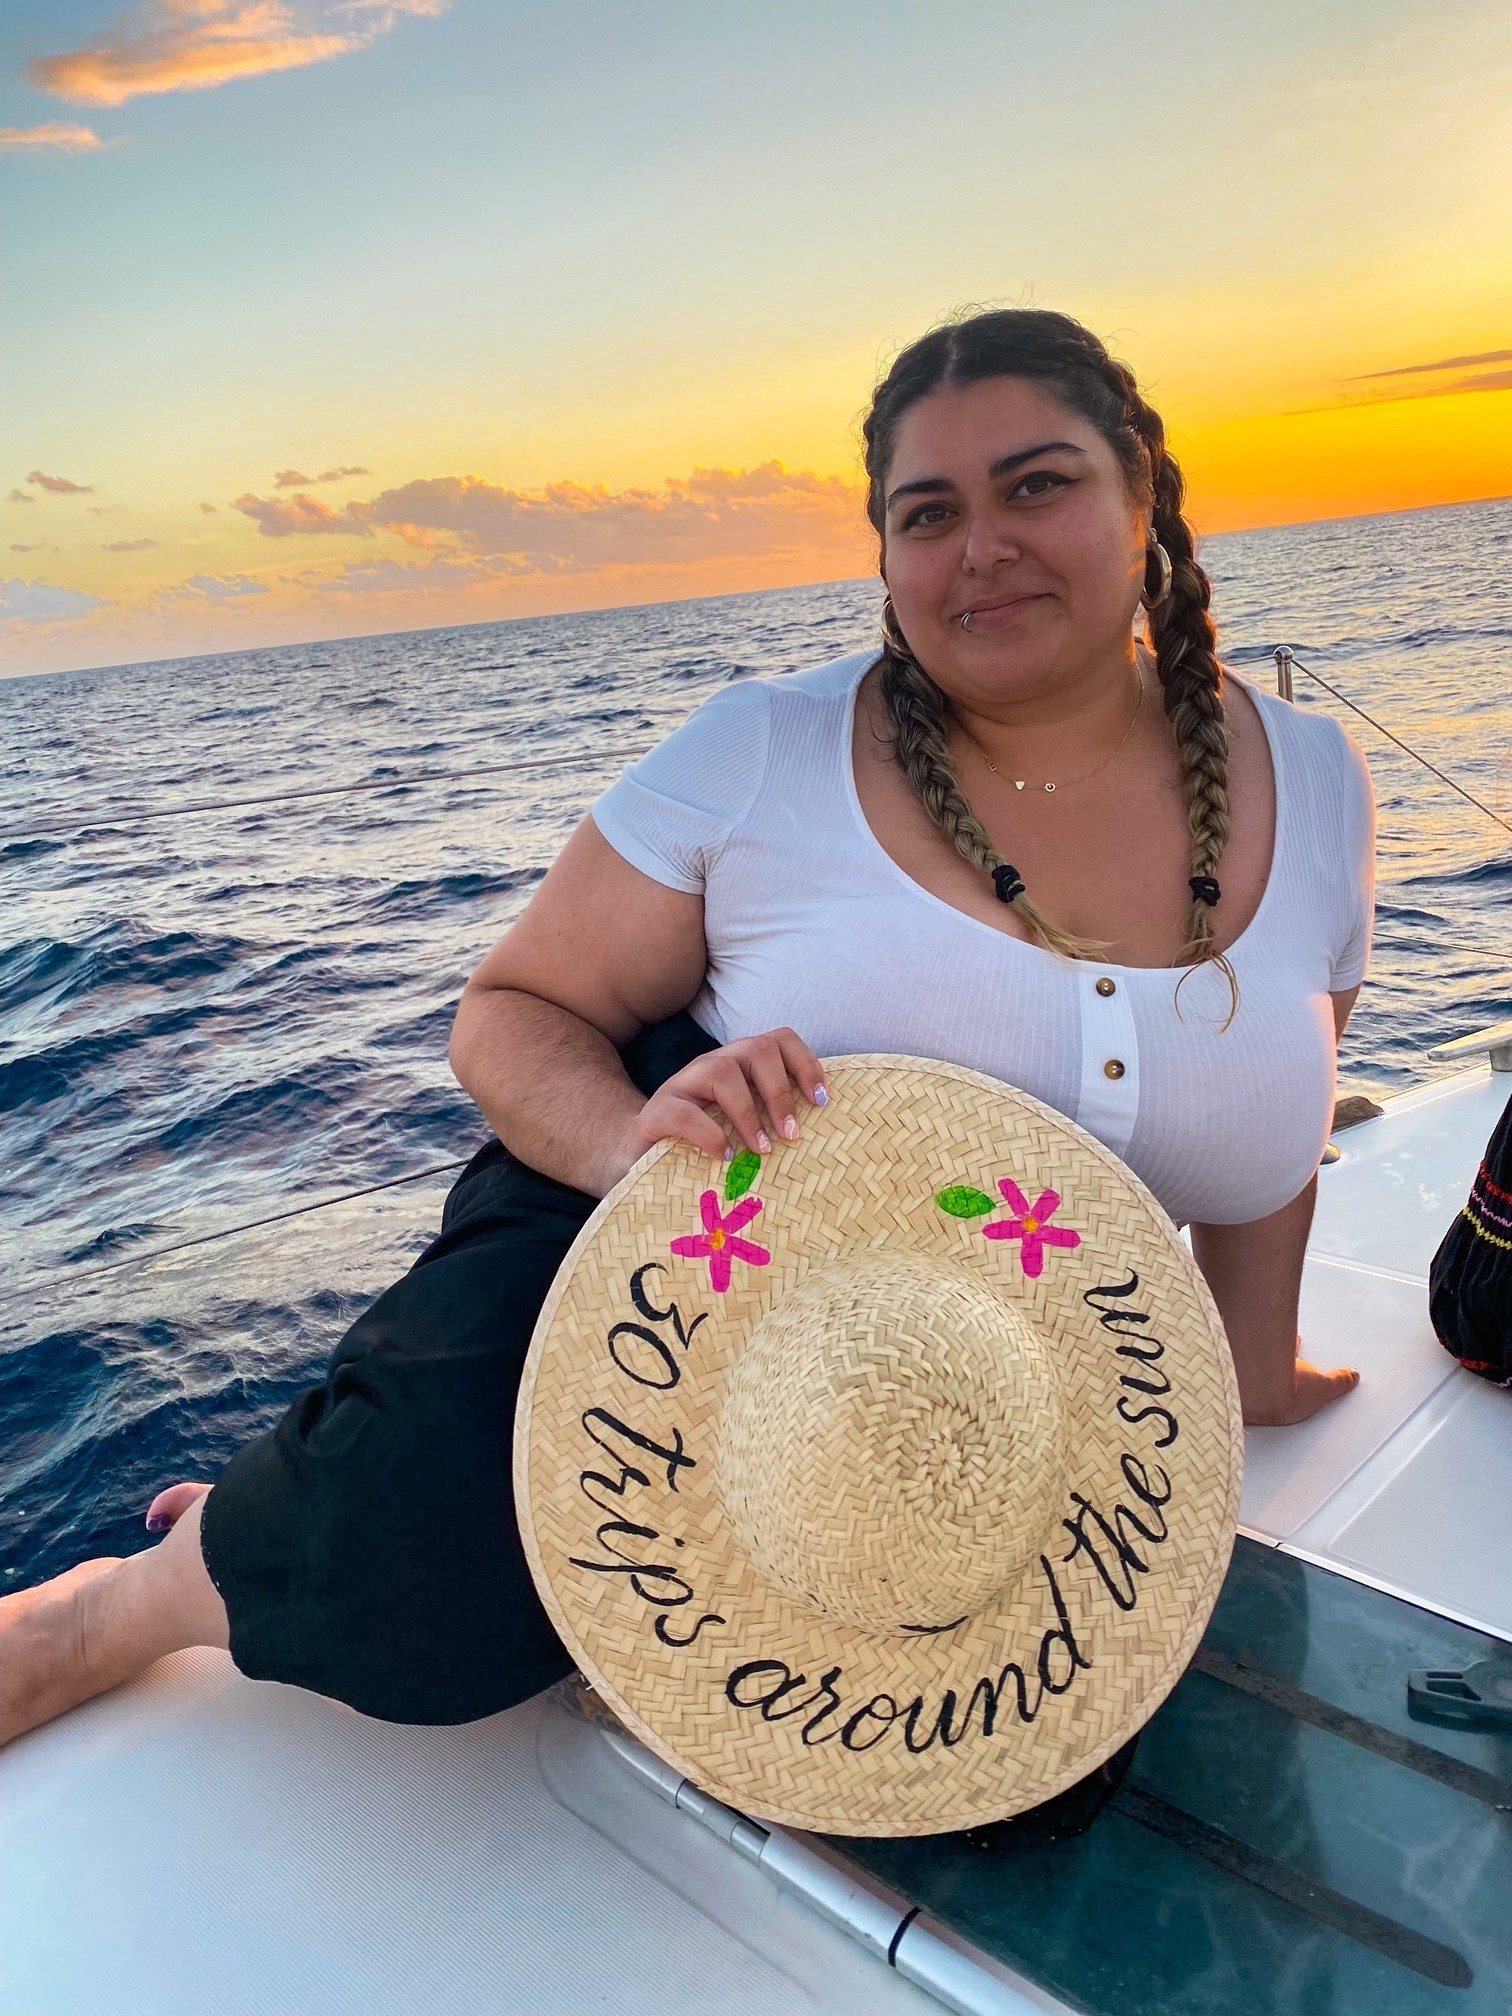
[836,651,1288,976]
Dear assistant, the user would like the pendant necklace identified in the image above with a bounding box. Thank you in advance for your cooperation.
[953,663,1146,793]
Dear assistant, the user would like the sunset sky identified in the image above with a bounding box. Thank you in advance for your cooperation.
[3,0,1510,677]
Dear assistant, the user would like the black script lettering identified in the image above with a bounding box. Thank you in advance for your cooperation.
[1119,1452,1174,1525]
[1085,1274,1182,1449]
[569,1517,700,1608]
[1037,1552,1092,1696]
[953,1664,1041,1743]
[727,1660,805,1715]
[581,1409,696,1494]
[1116,1396,1179,1448]
[606,1319,682,1390]
[796,1665,844,1745]
[1062,1492,1147,1610]
[629,1262,707,1353]
[578,1451,649,1523]
[844,1663,1045,1758]
[841,1694,900,1752]
[725,1660,843,1744]
[1114,1333,1168,1368]
[901,1689,970,1753]
[1082,1272,1150,1338]
[1118,1362,1172,1397]
[656,1610,726,1649]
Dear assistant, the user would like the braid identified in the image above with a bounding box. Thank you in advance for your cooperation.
[865,308,1240,1025]
[1124,395,1239,1027]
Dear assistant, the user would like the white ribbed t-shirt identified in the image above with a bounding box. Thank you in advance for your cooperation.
[591,649,1377,1227]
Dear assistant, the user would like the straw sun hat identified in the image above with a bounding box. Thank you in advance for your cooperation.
[515,1055,1243,1837]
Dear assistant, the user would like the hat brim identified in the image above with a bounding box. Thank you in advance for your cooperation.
[515,1055,1242,1837]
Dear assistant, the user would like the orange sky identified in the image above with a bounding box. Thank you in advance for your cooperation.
[3,0,1510,674]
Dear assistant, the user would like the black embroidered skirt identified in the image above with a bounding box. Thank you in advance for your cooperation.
[197,1009,720,1725]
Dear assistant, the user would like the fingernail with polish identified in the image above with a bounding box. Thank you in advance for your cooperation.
[813,1085,829,1107]
[722,1145,736,1162]
[756,1131,772,1153]
[781,1116,799,1141]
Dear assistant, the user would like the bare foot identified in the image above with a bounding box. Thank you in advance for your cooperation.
[1244,1360,1361,1427]
[1,1481,215,1749]
[0,1557,124,1748]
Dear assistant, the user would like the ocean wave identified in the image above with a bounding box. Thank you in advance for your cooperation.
[60,1220,164,1265]
[1454,854,1512,889]
[363,868,529,919]
[0,835,66,861]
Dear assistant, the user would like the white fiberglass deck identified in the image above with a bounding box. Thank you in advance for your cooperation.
[2,1065,1507,2016]
[1235,1063,1511,1643]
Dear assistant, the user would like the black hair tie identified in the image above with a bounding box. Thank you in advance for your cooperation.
[1189,875,1221,907]
[993,863,1026,905]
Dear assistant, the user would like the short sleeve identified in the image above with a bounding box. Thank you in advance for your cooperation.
[1329,723,1377,991]
[590,676,773,894]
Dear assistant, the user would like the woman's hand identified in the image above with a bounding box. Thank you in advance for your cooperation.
[1190,1187,1359,1429]
[595,1026,828,1196]
[1240,1339,1360,1427]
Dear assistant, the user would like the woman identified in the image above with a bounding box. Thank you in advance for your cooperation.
[0,308,1375,1748]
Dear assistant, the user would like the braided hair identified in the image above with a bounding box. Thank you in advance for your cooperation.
[863,308,1239,1026]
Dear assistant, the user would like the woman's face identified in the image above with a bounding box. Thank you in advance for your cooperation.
[880,375,1149,710]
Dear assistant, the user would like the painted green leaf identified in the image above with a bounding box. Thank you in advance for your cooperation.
[725,1150,762,1202]
[935,1184,996,1219]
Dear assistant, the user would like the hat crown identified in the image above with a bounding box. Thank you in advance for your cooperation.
[716,1253,1066,1636]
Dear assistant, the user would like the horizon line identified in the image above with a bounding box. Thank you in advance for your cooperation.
[7,487,1510,688]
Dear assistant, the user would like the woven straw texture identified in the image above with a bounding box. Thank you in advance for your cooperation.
[515,1056,1243,1837]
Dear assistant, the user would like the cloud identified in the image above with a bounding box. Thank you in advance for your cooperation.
[234,488,371,536]
[0,577,107,623]
[28,469,94,494]
[320,554,497,594]
[0,122,105,153]
[1446,368,1512,395]
[164,571,270,600]
[7,490,35,504]
[32,0,450,109]
[272,463,370,488]
[1289,361,1512,417]
[102,537,158,551]
[1351,348,1512,381]
[10,543,45,554]
[346,462,865,571]
[198,500,218,513]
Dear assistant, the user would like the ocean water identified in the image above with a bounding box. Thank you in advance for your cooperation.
[3,499,1510,1590]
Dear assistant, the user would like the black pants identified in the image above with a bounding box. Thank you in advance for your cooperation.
[198,1009,721,1725]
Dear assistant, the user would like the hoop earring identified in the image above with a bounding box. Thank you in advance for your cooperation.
[880,595,914,661]
[1141,541,1172,610]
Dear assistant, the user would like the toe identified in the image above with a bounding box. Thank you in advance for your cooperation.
[145,1482,212,1533]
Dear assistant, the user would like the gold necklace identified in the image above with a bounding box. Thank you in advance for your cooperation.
[952,662,1146,793]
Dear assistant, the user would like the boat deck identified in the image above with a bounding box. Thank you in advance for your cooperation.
[2,1065,1508,2016]
[1235,1064,1511,1642]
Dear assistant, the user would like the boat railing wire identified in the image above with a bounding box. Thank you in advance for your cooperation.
[1277,648,1512,837]
[8,651,1510,1303]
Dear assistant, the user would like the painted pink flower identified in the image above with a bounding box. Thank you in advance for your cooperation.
[670,1190,771,1294]
[981,1177,1081,1279]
